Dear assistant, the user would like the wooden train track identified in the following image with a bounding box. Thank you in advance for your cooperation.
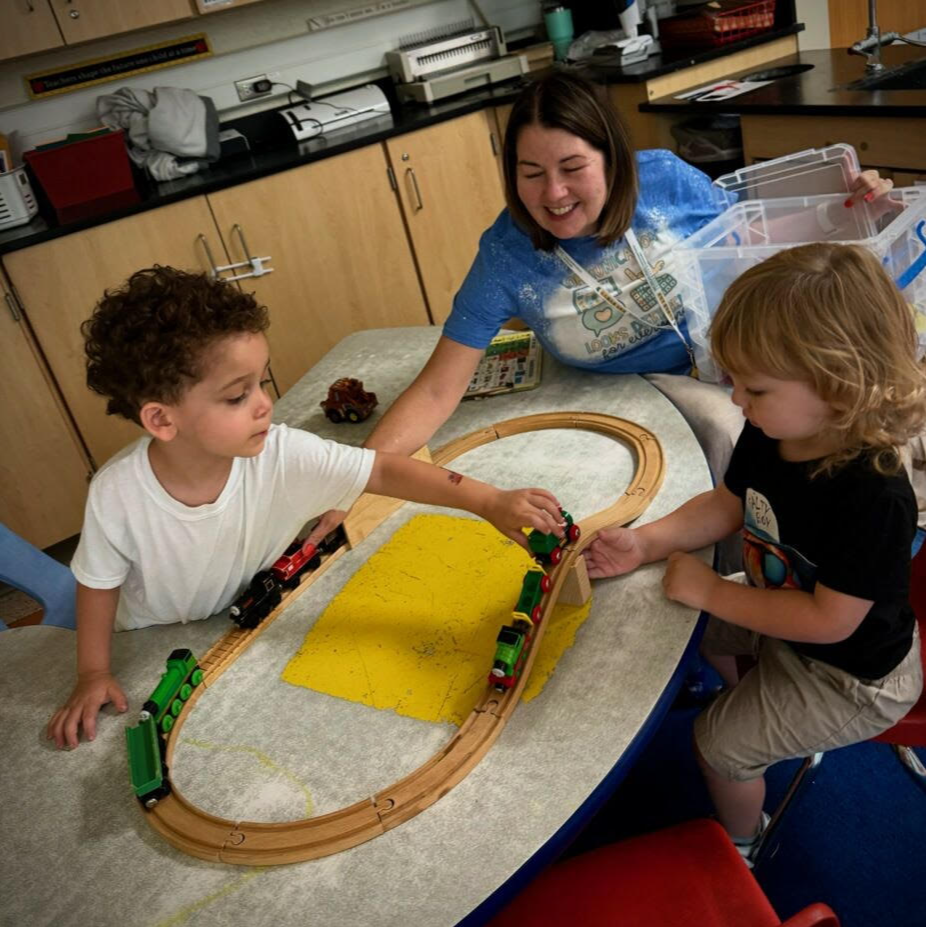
[145,412,665,864]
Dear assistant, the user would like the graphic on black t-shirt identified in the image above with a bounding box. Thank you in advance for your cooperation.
[742,488,816,591]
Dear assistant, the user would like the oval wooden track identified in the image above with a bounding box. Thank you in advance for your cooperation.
[145,412,665,864]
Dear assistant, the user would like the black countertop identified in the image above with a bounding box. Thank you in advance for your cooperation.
[0,25,808,257]
[640,45,925,117]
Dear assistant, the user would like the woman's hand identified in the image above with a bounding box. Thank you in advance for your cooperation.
[46,671,128,750]
[583,526,645,579]
[845,169,894,208]
[662,551,719,610]
[483,488,564,550]
[302,509,346,550]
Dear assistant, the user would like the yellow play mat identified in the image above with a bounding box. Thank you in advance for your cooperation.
[282,514,593,726]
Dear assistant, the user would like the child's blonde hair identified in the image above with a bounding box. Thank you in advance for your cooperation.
[710,242,925,475]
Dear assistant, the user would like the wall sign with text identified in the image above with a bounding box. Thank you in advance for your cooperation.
[25,35,212,100]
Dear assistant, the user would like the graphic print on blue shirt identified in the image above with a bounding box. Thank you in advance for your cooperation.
[742,487,816,591]
[444,150,730,376]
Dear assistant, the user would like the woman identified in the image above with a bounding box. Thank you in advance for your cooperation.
[303,70,893,544]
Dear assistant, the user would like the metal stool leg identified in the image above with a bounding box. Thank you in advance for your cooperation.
[750,752,825,868]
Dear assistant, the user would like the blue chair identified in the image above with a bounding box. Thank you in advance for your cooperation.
[0,523,76,630]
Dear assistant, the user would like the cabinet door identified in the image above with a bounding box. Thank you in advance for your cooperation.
[0,1,65,60]
[384,110,505,324]
[0,274,90,549]
[2,197,229,468]
[48,0,194,44]
[207,144,431,394]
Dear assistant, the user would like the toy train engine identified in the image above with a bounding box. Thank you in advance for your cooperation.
[513,562,551,626]
[488,624,531,691]
[228,525,348,629]
[125,649,204,809]
[229,571,281,630]
[528,508,580,566]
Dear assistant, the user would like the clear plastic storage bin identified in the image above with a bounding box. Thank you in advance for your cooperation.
[675,146,927,381]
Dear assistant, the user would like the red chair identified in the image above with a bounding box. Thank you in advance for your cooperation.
[486,818,839,927]
[750,543,926,867]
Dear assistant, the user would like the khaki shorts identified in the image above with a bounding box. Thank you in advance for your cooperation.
[694,616,923,782]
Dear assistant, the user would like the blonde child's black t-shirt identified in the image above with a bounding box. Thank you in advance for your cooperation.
[724,423,916,679]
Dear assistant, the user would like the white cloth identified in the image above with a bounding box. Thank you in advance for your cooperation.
[71,424,374,631]
[96,86,220,181]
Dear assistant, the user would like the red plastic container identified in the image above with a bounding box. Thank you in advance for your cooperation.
[660,0,776,51]
[24,129,140,224]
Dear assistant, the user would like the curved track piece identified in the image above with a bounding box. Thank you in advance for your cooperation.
[145,412,664,864]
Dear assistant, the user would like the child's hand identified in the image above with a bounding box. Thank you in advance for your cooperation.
[583,526,645,578]
[46,672,128,750]
[662,551,719,610]
[483,488,564,550]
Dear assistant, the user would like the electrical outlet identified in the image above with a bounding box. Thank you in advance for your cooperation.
[235,74,272,102]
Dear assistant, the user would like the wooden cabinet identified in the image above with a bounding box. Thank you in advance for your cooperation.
[0,1,65,60]
[0,273,91,549]
[2,197,228,468]
[384,109,505,324]
[207,143,431,394]
[47,0,195,45]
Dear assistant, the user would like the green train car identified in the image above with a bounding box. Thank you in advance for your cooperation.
[528,509,580,566]
[125,649,203,809]
[512,563,551,626]
[488,625,530,692]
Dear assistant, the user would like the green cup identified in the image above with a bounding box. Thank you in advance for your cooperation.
[544,6,574,61]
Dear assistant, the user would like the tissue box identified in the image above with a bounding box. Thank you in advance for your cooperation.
[24,129,140,224]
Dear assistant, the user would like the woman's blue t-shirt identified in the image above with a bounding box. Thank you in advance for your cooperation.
[444,149,729,375]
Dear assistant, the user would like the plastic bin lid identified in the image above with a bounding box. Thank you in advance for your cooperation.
[713,143,861,201]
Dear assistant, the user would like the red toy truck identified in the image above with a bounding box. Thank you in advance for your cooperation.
[320,378,378,424]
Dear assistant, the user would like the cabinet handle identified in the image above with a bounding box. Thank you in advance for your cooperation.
[490,132,499,158]
[197,233,221,279]
[406,167,424,212]
[386,165,397,192]
[4,291,21,322]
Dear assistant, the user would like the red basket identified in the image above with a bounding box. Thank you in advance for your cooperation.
[660,0,776,51]
[24,129,140,225]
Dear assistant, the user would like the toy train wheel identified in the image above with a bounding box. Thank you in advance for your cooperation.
[191,668,203,686]
[179,683,193,700]
[548,546,563,565]
[568,524,581,542]
[540,575,552,593]
[326,409,343,424]
[531,605,542,624]
[161,715,174,734]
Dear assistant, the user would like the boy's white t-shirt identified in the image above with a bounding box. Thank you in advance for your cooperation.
[71,423,374,631]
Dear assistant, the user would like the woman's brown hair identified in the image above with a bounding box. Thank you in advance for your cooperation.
[710,243,925,476]
[502,70,638,251]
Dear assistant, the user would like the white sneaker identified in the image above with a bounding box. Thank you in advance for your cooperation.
[731,811,771,869]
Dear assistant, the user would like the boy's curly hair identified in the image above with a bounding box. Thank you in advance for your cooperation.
[82,266,269,424]
[710,242,925,477]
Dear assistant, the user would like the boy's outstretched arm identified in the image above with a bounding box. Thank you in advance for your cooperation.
[585,484,743,579]
[46,583,127,749]
[365,451,564,549]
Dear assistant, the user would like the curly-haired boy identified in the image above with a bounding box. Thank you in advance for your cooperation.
[48,266,563,749]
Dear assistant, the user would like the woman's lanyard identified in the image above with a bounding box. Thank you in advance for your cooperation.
[554,230,697,375]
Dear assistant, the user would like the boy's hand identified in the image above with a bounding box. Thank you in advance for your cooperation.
[662,551,719,610]
[46,672,128,750]
[583,526,645,578]
[483,488,563,550]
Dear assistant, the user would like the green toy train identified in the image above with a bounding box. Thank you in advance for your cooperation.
[125,649,204,808]
[488,510,579,692]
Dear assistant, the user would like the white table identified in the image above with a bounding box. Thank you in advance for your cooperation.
[0,328,714,927]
